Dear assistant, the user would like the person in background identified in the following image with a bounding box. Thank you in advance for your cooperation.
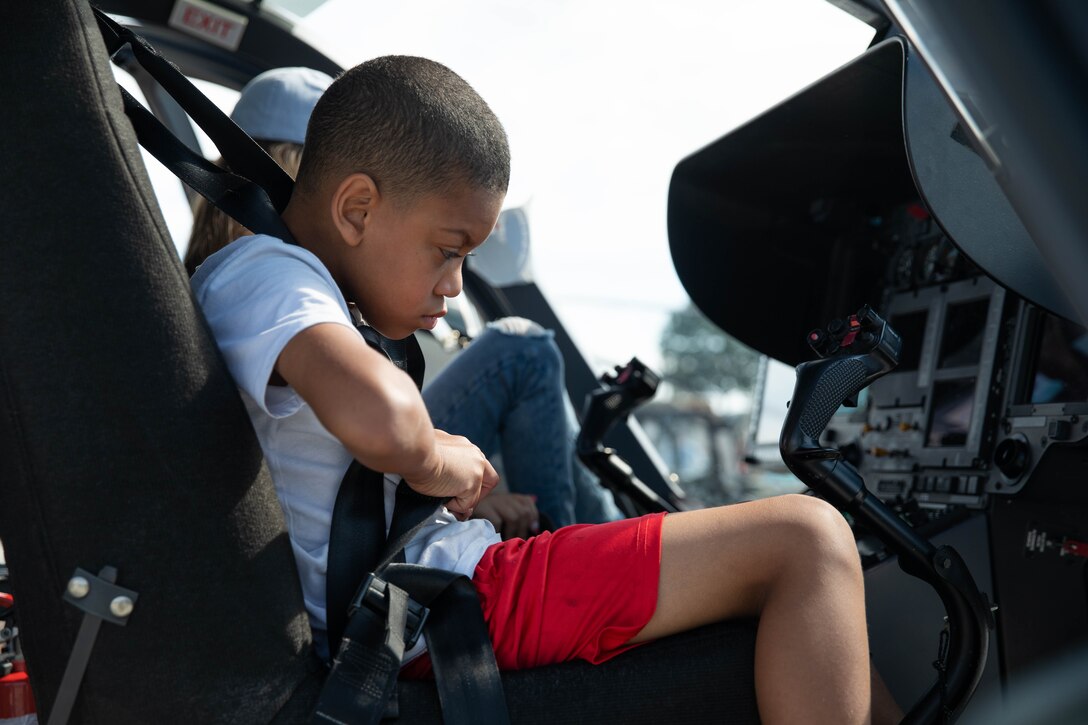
[184,67,622,537]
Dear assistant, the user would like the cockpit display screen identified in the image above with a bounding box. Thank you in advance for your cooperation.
[926,379,975,447]
[890,310,927,372]
[939,299,989,368]
[1029,315,1088,404]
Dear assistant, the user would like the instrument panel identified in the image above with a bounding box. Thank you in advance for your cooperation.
[817,202,1088,515]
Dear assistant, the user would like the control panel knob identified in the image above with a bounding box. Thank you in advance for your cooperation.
[994,436,1031,480]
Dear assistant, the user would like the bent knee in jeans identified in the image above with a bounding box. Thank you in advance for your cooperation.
[476,317,563,377]
[486,316,549,338]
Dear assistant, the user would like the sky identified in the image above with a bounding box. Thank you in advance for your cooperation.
[136,0,874,380]
[297,0,874,375]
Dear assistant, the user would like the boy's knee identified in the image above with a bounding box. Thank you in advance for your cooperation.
[776,494,860,571]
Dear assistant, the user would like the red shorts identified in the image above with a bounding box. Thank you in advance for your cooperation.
[401,511,665,678]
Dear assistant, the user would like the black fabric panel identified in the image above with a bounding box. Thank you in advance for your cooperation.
[0,1,320,721]
[398,620,760,724]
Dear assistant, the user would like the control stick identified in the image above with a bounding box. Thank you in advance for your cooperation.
[577,358,680,515]
[780,305,992,725]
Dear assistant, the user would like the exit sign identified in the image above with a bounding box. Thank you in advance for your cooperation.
[168,0,249,52]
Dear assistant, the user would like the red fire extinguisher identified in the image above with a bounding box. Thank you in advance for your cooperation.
[0,592,36,725]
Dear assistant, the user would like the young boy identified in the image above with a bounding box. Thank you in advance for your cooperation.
[187,66,621,536]
[193,55,881,724]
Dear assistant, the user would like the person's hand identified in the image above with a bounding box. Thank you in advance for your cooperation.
[404,430,499,519]
[473,493,540,540]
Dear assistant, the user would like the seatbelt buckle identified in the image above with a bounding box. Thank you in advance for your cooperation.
[349,573,430,650]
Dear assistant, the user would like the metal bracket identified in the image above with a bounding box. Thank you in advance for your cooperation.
[48,566,139,725]
[62,566,139,626]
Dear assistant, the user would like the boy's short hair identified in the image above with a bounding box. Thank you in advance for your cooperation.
[297,55,510,203]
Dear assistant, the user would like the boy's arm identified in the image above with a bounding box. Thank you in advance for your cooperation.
[275,322,497,516]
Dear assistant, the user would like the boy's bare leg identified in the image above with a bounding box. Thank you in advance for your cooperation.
[631,494,872,725]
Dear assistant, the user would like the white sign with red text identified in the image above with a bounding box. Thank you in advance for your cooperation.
[168,0,248,52]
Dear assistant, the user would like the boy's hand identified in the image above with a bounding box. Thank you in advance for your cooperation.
[405,430,499,519]
[473,493,540,540]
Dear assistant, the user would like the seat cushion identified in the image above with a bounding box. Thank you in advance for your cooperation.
[398,619,760,724]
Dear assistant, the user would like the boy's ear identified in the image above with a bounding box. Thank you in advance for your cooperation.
[330,173,380,248]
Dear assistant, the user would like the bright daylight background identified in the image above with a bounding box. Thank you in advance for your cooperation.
[301,0,874,376]
[144,0,873,382]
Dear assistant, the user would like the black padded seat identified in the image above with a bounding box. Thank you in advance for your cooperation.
[399,621,759,723]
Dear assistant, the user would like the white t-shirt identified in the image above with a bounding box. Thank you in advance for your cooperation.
[191,234,501,660]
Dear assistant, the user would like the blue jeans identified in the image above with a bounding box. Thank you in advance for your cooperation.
[422,318,623,528]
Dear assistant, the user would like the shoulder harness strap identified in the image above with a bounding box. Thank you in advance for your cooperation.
[321,324,509,725]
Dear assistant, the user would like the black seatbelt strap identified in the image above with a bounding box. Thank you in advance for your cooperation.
[92,7,297,245]
[354,324,426,389]
[320,329,509,724]
[383,483,445,566]
[317,563,511,725]
[117,85,296,242]
[92,6,294,212]
[325,461,389,662]
[326,462,446,655]
[312,577,410,725]
[382,565,509,725]
[326,327,440,650]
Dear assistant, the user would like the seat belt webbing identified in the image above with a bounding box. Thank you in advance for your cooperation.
[312,582,410,725]
[118,85,295,242]
[322,331,509,723]
[383,565,509,725]
[92,7,294,212]
[325,327,441,651]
